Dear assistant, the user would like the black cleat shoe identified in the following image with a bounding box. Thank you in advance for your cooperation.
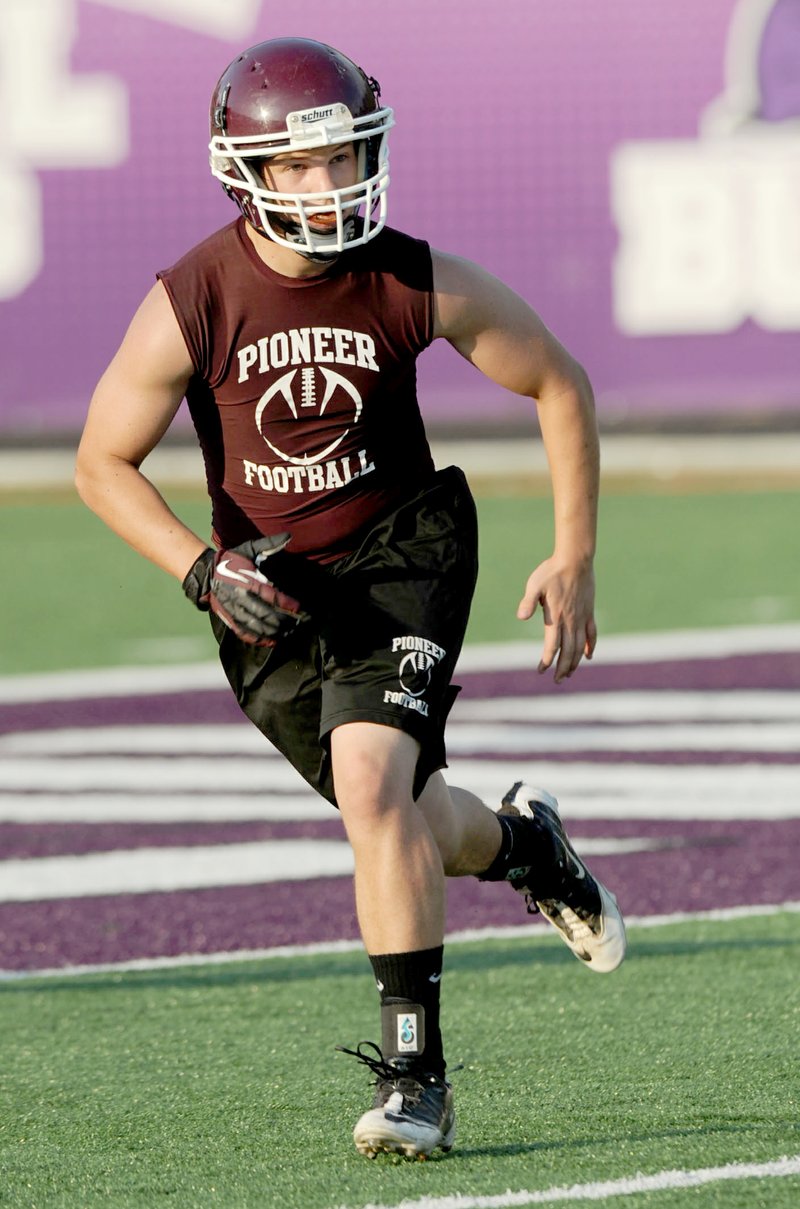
[337,1042,455,1159]
[499,782,627,973]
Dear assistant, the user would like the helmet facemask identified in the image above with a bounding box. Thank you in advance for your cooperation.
[210,101,393,258]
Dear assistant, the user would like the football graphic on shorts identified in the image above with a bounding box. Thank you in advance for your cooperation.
[398,651,436,697]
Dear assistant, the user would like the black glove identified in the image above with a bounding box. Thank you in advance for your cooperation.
[182,534,311,647]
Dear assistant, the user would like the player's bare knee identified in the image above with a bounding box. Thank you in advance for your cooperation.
[335,778,415,835]
[331,723,419,821]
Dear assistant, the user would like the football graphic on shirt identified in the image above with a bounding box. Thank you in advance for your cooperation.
[255,366,363,465]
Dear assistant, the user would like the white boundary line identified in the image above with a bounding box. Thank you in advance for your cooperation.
[2,624,800,703]
[334,1154,800,1209]
[458,623,800,671]
[2,901,798,981]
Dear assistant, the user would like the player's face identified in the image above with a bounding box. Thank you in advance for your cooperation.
[261,144,360,232]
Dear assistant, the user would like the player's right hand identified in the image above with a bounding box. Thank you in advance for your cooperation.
[182,534,310,647]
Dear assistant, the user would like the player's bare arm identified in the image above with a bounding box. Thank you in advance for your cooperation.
[75,280,206,581]
[432,249,599,682]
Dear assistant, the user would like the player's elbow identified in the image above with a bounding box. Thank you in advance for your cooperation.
[74,440,114,511]
[556,358,597,423]
[74,449,97,510]
[535,360,596,418]
[553,351,594,407]
[572,358,595,407]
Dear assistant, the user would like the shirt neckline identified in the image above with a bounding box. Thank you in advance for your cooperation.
[235,218,350,288]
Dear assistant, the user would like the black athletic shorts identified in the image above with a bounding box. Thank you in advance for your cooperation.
[211,466,479,807]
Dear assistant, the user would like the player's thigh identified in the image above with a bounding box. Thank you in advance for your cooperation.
[320,468,478,796]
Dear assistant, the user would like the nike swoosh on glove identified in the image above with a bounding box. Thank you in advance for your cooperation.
[182,534,311,647]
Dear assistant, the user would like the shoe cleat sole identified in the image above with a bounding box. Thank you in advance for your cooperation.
[355,1132,453,1160]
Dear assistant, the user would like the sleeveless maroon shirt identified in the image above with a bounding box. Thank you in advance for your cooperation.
[158,219,436,562]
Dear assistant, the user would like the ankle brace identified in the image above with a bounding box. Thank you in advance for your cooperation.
[381,999,426,1059]
[369,947,445,1076]
[477,813,534,882]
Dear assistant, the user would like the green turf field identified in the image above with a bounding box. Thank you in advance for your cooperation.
[1,487,799,675]
[2,480,799,1207]
[1,913,797,1209]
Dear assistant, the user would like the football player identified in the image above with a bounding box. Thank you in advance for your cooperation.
[75,37,626,1160]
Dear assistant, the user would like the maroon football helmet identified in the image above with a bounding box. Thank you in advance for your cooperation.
[209,38,394,256]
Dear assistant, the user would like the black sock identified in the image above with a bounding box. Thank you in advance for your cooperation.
[369,946,445,1078]
[477,813,538,882]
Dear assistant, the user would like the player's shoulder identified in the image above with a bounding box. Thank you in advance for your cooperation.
[429,246,505,300]
[372,224,430,255]
[428,248,526,341]
[356,225,433,288]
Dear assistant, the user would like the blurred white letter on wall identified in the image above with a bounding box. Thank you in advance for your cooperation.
[612,134,800,336]
[0,0,128,298]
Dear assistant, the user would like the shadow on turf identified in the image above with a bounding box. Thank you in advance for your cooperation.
[453,1121,791,1161]
[3,930,797,993]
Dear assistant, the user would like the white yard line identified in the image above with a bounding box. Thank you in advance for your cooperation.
[0,661,227,703]
[447,721,800,752]
[451,690,800,722]
[1,761,798,819]
[0,839,355,901]
[0,724,279,755]
[457,624,800,670]
[2,901,798,980]
[4,715,799,756]
[330,1154,800,1208]
[444,761,800,819]
[0,835,664,903]
[2,690,800,758]
[0,754,308,792]
[0,791,332,822]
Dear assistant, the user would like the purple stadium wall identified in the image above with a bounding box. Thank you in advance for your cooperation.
[0,0,798,436]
